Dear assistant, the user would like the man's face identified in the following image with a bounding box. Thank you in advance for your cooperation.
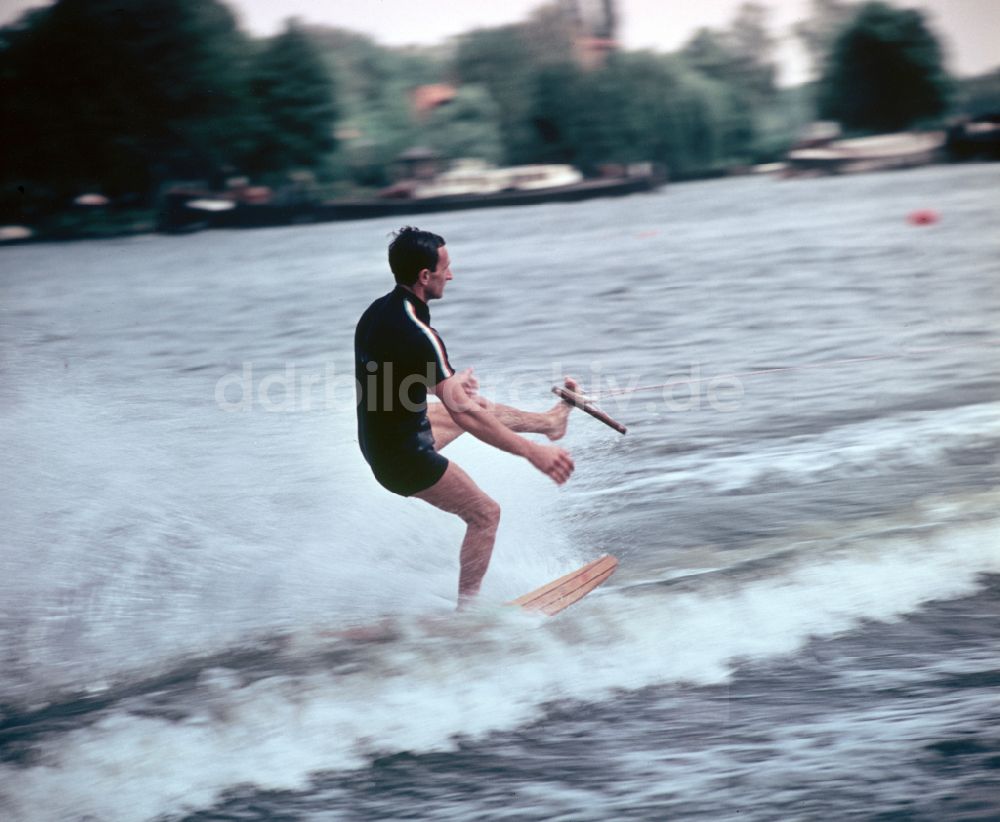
[425,245,453,300]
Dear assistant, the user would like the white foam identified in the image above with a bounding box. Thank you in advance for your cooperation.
[3,506,999,822]
[586,401,1000,496]
[0,384,581,702]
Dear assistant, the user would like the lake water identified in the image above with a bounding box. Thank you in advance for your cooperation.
[1,163,999,821]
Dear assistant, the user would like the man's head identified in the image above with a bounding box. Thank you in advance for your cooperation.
[388,227,445,286]
[388,226,451,300]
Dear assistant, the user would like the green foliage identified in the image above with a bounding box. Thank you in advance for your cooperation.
[755,85,817,161]
[245,20,338,175]
[0,0,253,210]
[0,0,833,230]
[453,25,540,164]
[420,86,504,164]
[450,1,787,175]
[0,0,339,222]
[680,2,778,108]
[817,1,951,132]
[953,69,1000,118]
[794,0,855,80]
[675,2,780,166]
[453,5,575,164]
[683,28,732,81]
[303,26,445,186]
[526,52,764,178]
[730,2,778,101]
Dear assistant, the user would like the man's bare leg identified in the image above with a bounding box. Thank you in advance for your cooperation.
[413,462,501,609]
[427,377,580,450]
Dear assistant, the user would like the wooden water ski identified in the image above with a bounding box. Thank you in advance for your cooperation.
[508,554,618,616]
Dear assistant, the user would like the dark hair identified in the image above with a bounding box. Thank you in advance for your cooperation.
[388,226,445,286]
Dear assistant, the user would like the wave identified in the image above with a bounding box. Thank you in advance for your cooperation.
[2,491,999,822]
[581,400,1000,497]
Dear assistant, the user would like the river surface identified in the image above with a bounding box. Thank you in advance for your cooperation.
[1,164,999,821]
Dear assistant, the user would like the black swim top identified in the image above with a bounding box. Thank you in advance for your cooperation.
[354,285,455,463]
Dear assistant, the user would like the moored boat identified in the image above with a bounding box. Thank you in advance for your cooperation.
[785,131,945,177]
[158,162,664,232]
[946,114,1000,161]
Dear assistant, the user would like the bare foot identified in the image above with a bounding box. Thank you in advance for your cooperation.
[546,376,581,441]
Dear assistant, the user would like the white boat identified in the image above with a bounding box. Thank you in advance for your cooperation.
[413,160,584,199]
[786,131,945,176]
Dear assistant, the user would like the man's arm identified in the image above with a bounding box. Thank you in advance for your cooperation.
[434,374,575,485]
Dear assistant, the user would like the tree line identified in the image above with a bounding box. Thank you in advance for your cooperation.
[0,0,991,227]
[0,0,335,225]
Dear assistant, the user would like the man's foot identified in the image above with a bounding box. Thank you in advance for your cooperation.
[546,376,581,441]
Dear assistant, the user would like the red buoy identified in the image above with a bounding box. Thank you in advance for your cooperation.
[907,209,939,226]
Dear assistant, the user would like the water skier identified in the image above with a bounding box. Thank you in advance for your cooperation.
[355,227,577,608]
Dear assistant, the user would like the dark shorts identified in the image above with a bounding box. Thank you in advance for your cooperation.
[368,449,450,497]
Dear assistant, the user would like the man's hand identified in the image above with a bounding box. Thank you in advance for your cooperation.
[437,375,575,484]
[436,370,480,413]
[527,442,575,485]
[457,367,479,397]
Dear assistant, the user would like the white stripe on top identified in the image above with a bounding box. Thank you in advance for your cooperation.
[404,300,454,378]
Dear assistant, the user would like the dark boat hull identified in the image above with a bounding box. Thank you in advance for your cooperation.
[161,174,663,232]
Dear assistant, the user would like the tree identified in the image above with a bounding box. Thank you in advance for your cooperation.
[453,25,539,164]
[680,2,777,108]
[527,52,754,178]
[795,0,855,80]
[954,68,1000,119]
[304,26,445,187]
[452,3,576,164]
[421,86,504,164]
[0,0,253,209]
[529,63,585,165]
[245,20,338,175]
[728,2,778,105]
[682,28,735,83]
[677,2,778,162]
[817,1,950,132]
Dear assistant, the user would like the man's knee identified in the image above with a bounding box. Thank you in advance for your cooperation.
[466,495,501,531]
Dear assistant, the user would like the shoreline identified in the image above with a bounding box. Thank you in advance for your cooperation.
[3,158,982,247]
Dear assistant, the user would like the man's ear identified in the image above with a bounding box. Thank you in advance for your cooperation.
[417,268,431,284]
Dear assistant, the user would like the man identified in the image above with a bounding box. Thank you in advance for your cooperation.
[355,227,577,608]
